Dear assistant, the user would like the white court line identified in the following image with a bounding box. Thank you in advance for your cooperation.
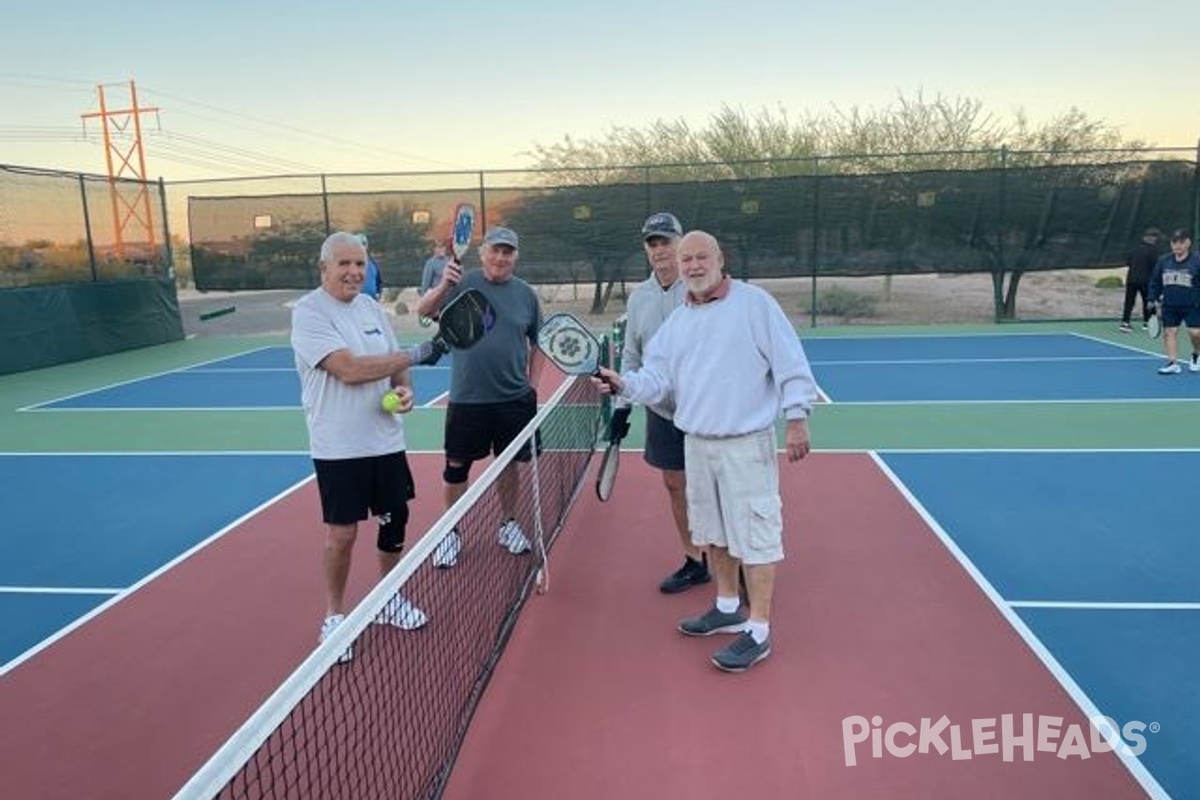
[1009,601,1200,611]
[17,345,281,411]
[0,586,122,596]
[0,474,315,678]
[816,397,1200,406]
[29,406,303,413]
[810,355,1156,366]
[871,452,1170,800]
[0,450,311,457]
[871,446,1200,454]
[802,330,1088,341]
[185,367,297,373]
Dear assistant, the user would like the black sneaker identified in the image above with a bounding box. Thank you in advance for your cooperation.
[659,555,711,594]
[712,631,771,672]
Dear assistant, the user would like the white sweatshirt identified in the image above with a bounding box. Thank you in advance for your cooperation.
[618,280,817,437]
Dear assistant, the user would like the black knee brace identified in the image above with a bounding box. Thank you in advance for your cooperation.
[376,506,409,553]
[443,460,471,485]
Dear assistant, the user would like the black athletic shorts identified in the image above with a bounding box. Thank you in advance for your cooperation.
[313,451,415,525]
[644,409,686,471]
[445,389,538,463]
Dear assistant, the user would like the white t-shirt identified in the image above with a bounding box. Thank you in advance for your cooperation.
[291,288,406,459]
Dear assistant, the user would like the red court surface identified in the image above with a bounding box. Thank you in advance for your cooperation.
[443,453,1147,799]
[0,459,447,800]
[0,454,1149,799]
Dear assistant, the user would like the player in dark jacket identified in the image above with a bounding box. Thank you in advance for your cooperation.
[1147,229,1200,374]
[1119,228,1160,331]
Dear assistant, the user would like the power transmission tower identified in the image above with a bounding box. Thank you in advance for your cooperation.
[81,80,160,261]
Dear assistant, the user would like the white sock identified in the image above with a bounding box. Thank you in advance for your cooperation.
[747,621,770,644]
[715,595,740,614]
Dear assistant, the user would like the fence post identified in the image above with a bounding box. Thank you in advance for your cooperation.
[1193,138,1199,242]
[477,171,486,234]
[644,165,652,215]
[994,145,1009,322]
[809,155,820,327]
[78,174,98,282]
[320,174,331,235]
[158,177,174,280]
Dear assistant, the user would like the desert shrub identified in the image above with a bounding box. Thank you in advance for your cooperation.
[813,285,878,319]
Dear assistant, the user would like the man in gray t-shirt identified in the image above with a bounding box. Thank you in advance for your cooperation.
[615,212,710,594]
[415,226,545,567]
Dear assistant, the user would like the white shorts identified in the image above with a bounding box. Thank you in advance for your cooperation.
[684,428,783,565]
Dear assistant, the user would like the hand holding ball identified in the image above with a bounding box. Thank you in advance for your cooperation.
[381,388,412,414]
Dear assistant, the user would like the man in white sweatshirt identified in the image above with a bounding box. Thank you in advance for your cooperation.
[595,230,817,672]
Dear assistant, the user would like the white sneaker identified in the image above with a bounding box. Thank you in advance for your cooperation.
[1158,361,1182,375]
[378,594,428,630]
[1190,355,1200,373]
[497,519,531,555]
[432,529,461,568]
[319,614,354,664]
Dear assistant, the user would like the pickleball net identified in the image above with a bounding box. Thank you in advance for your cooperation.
[173,373,604,800]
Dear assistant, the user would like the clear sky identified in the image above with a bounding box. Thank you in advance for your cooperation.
[3,0,1197,181]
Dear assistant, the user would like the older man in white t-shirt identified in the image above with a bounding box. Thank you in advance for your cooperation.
[292,231,442,660]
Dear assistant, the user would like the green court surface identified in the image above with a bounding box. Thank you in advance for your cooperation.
[3,320,1197,454]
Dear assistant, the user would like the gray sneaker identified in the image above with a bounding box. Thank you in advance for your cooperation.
[678,606,748,636]
[712,631,772,672]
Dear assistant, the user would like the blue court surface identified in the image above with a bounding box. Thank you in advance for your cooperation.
[28,333,1194,411]
[802,332,1195,403]
[881,449,1200,799]
[34,347,451,410]
[4,332,1198,797]
[0,453,313,666]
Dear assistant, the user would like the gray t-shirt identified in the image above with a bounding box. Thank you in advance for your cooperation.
[621,275,686,419]
[291,288,407,459]
[443,270,541,404]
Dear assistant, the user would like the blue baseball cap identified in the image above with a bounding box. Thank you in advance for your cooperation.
[483,227,519,248]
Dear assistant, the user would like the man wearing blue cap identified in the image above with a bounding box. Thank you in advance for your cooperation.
[611,212,711,593]
[416,226,546,566]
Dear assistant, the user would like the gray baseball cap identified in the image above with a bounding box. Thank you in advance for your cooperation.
[483,227,519,248]
[641,212,683,241]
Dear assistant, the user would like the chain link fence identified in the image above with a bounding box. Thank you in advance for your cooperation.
[0,164,172,288]
[5,147,1197,325]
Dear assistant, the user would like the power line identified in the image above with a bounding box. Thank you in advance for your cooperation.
[139,85,470,170]
[150,130,323,173]
[1,76,480,175]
